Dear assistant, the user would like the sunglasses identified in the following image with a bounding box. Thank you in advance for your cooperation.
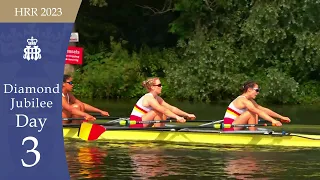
[253,88,260,92]
[153,84,162,87]
[66,81,73,85]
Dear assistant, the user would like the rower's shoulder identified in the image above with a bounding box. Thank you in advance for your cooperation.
[233,96,251,107]
[233,96,246,102]
[144,93,155,99]
[140,93,153,102]
[144,93,162,103]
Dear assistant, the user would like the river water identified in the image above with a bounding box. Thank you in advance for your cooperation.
[64,99,320,179]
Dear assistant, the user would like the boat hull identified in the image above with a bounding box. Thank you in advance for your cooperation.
[63,127,320,147]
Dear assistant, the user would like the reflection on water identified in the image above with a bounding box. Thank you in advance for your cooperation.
[129,148,176,179]
[65,140,320,180]
[65,142,108,179]
[225,155,266,180]
[224,152,286,180]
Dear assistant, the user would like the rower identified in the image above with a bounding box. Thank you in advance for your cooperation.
[222,81,291,131]
[129,77,196,128]
[62,74,110,124]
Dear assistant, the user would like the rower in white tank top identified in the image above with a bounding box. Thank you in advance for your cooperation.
[223,96,248,131]
[223,95,247,120]
[130,93,154,121]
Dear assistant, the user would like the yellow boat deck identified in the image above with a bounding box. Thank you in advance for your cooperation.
[63,127,320,148]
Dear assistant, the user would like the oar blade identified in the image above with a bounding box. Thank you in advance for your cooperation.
[79,122,106,141]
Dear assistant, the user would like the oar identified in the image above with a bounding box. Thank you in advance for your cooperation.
[276,132,320,140]
[62,116,127,121]
[199,119,223,127]
[120,122,277,129]
[63,116,180,121]
[63,119,217,127]
[77,122,278,141]
[220,123,278,128]
[118,119,221,126]
[199,118,290,127]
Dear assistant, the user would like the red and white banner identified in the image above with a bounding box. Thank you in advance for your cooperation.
[65,46,83,65]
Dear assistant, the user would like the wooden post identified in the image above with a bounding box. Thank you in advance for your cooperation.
[64,24,77,75]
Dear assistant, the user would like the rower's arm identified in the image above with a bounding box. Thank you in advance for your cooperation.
[243,100,278,123]
[252,101,284,119]
[148,97,181,119]
[70,94,82,104]
[69,93,108,115]
[83,103,105,113]
[62,97,89,117]
[158,97,189,117]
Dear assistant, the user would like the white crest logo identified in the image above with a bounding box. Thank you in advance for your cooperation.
[23,36,42,61]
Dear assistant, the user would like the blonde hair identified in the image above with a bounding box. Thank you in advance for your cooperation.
[142,77,159,91]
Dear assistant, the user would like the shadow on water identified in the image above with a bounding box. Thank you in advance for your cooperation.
[64,140,320,180]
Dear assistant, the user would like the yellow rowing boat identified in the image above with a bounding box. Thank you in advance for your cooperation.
[63,126,320,147]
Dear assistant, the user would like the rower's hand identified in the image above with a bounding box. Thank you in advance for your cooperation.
[272,120,282,126]
[280,116,291,123]
[176,116,186,123]
[100,111,110,116]
[186,114,196,120]
[85,114,96,121]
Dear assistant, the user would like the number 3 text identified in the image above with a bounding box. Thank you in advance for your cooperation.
[21,136,41,168]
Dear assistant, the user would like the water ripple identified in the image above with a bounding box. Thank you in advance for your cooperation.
[64,140,320,179]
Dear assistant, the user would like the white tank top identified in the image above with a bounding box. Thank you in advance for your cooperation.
[62,93,70,104]
[130,93,154,117]
[223,96,247,120]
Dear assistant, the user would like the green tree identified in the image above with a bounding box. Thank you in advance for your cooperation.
[72,0,320,105]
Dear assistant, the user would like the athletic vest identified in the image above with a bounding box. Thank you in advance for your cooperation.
[62,93,70,110]
[130,93,153,120]
[223,96,247,120]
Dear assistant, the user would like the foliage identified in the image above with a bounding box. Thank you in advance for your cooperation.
[89,0,107,7]
[72,0,320,105]
[165,28,249,102]
[250,68,300,104]
[165,0,320,104]
[296,81,320,104]
[72,38,170,99]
